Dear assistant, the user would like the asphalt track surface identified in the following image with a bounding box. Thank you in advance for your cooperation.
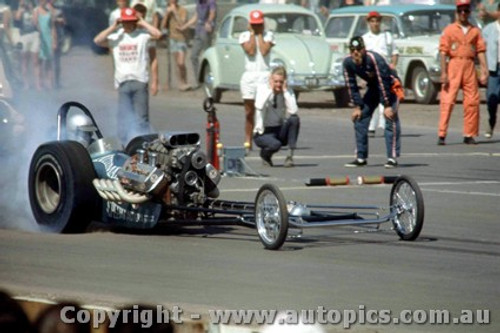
[1,47,499,332]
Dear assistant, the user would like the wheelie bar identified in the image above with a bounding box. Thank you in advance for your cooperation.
[306,175,398,186]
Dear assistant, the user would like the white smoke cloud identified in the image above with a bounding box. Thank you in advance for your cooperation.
[0,96,57,232]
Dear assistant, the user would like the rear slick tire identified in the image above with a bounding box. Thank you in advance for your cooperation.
[28,141,98,233]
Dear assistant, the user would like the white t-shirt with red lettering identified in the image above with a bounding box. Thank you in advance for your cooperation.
[108,28,151,88]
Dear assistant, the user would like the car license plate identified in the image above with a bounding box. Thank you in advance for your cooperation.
[305,77,319,87]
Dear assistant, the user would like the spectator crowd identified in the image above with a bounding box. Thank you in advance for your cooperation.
[0,0,64,91]
[0,0,498,169]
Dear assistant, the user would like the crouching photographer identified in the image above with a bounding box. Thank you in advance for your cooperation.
[253,66,300,168]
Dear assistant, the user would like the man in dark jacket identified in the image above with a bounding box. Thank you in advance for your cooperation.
[342,36,401,168]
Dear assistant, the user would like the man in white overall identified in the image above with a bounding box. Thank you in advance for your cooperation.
[362,11,399,137]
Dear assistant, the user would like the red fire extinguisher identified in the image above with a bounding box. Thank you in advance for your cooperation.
[204,98,220,170]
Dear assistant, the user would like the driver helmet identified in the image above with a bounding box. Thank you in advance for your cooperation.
[67,113,97,147]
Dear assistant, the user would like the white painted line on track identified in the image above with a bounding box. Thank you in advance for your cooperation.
[14,296,57,304]
[420,180,500,186]
[404,152,500,157]
[244,152,500,160]
[422,188,500,197]
[221,180,500,196]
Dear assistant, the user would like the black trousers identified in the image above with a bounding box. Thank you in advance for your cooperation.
[253,115,300,159]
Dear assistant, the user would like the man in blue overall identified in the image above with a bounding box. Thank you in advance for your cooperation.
[342,36,401,168]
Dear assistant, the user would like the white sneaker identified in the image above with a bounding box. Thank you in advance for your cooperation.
[345,159,367,167]
[284,156,294,168]
[384,158,398,168]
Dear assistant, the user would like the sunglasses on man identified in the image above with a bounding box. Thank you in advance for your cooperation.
[457,8,470,14]
[350,46,363,52]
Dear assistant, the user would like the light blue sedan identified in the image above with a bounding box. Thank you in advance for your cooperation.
[198,4,347,106]
[325,4,463,104]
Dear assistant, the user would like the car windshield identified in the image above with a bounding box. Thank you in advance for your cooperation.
[324,16,354,38]
[264,13,322,36]
[400,10,455,37]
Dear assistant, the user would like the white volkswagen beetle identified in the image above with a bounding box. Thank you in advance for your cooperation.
[198,4,347,106]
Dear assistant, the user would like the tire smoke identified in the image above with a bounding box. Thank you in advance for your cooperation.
[0,97,57,232]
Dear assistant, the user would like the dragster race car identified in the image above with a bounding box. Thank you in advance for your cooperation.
[28,102,425,250]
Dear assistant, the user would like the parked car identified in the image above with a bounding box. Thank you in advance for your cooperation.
[198,4,347,105]
[324,4,459,104]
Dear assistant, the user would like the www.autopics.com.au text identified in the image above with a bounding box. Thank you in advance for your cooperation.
[60,305,491,329]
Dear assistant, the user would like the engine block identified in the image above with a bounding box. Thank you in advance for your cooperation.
[118,132,221,206]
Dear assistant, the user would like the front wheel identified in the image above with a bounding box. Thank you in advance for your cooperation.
[254,184,289,250]
[390,175,424,240]
[202,63,222,103]
[28,141,99,233]
[411,66,438,104]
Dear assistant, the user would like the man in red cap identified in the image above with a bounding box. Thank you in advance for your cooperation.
[362,10,399,138]
[94,8,161,144]
[239,9,275,151]
[438,0,488,145]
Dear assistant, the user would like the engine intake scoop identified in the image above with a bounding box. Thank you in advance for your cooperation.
[160,131,200,148]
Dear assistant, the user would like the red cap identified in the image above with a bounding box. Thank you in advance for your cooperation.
[121,8,138,22]
[367,11,381,20]
[456,0,470,6]
[249,10,264,24]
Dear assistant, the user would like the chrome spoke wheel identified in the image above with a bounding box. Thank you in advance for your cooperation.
[393,183,417,234]
[255,184,288,250]
[257,191,281,242]
[390,176,424,240]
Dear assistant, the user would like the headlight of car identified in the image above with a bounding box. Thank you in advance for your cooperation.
[429,49,442,75]
[330,56,344,77]
[271,58,298,84]
[434,50,441,65]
